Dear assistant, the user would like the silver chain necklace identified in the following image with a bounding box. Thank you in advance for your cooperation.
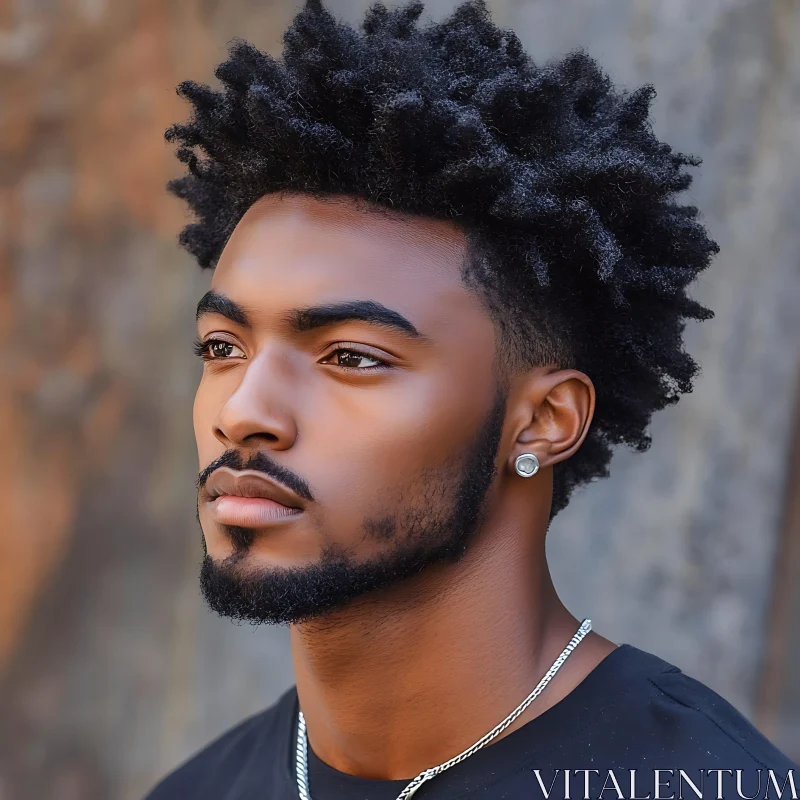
[295,618,592,800]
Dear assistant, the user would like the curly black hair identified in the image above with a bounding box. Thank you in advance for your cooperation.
[165,0,719,518]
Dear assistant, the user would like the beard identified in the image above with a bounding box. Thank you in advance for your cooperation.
[199,383,508,625]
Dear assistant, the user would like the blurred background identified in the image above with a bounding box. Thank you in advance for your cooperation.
[1,0,799,798]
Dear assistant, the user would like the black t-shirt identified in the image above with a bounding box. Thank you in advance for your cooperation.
[144,644,797,799]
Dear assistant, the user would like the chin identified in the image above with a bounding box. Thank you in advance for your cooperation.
[203,523,324,572]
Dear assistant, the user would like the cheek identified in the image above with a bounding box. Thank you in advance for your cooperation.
[192,389,203,446]
[304,370,491,504]
[193,377,228,467]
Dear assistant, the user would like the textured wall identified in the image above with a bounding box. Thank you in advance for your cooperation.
[0,1,798,798]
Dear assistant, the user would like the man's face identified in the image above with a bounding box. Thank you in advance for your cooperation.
[193,193,506,623]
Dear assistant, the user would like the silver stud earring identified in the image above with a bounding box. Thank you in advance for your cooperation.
[515,453,540,478]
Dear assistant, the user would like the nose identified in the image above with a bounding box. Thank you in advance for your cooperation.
[211,349,299,451]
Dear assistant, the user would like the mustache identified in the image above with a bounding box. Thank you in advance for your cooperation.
[196,449,314,502]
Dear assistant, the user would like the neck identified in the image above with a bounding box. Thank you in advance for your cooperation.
[290,502,613,780]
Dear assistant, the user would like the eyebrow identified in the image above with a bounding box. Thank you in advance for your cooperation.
[196,290,252,326]
[195,290,427,341]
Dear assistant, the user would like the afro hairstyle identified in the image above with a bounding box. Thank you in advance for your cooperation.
[165,0,719,518]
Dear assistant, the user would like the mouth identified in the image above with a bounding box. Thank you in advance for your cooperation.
[208,495,303,528]
[201,467,307,528]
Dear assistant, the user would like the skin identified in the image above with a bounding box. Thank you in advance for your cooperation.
[193,191,617,780]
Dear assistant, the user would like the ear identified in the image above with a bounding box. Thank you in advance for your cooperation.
[508,368,595,473]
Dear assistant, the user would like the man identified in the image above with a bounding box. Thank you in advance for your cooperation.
[146,1,797,798]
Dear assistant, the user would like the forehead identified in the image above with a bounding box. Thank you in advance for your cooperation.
[210,193,484,330]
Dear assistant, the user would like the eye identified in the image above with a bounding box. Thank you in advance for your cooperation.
[193,337,246,361]
[320,346,391,371]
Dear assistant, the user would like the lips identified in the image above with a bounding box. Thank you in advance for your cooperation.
[203,468,305,527]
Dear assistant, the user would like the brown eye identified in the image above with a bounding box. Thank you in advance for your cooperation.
[193,338,246,361]
[321,347,390,371]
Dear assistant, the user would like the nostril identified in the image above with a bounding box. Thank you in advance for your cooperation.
[211,401,299,450]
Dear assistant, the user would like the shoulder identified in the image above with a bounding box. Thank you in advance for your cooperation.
[606,645,797,771]
[143,685,297,800]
